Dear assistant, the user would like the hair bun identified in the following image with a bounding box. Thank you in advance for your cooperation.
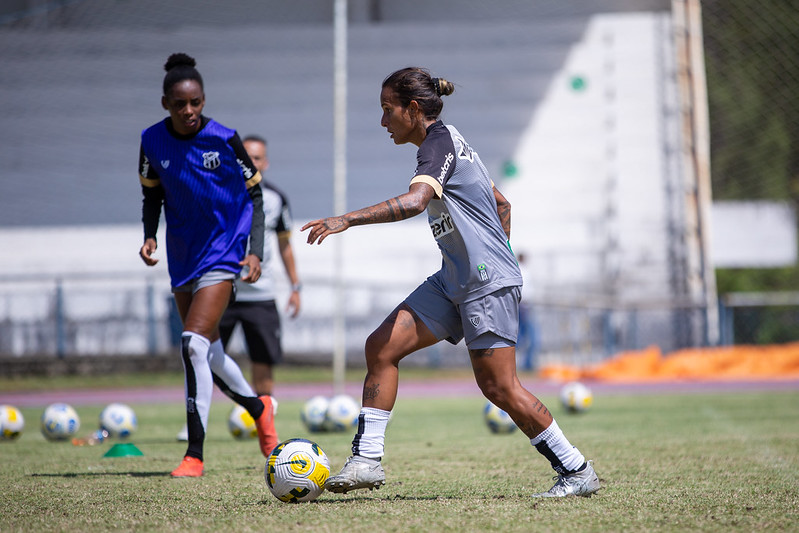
[432,77,454,97]
[164,52,196,72]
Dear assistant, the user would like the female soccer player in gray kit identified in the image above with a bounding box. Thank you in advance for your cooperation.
[302,67,600,498]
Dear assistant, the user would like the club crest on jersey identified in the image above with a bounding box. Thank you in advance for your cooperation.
[478,264,489,281]
[202,151,221,170]
[430,212,455,240]
[470,316,480,327]
[455,134,474,162]
[160,160,170,169]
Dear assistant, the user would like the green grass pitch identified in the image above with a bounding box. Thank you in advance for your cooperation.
[1,385,797,532]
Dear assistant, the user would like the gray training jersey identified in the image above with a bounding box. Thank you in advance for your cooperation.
[410,121,522,304]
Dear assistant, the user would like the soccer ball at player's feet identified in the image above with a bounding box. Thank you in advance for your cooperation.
[265,438,331,502]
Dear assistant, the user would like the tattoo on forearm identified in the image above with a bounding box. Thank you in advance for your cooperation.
[393,198,408,220]
[347,196,415,226]
[364,383,380,400]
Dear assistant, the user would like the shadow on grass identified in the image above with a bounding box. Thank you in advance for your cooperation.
[30,471,170,478]
[257,494,460,505]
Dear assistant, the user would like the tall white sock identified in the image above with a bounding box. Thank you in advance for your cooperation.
[208,339,256,398]
[530,419,586,474]
[351,407,391,459]
[181,332,213,443]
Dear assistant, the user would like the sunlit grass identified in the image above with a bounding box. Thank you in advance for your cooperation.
[1,389,797,532]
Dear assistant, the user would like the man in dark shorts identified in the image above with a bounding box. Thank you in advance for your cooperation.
[220,135,301,397]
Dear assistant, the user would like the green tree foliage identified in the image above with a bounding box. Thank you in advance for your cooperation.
[703,0,799,297]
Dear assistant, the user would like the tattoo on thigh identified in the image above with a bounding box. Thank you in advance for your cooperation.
[469,348,495,359]
[398,311,416,329]
[364,383,380,400]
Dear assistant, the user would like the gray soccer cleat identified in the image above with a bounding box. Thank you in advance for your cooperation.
[325,455,386,493]
[532,460,601,498]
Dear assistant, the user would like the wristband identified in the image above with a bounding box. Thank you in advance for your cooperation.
[291,283,303,292]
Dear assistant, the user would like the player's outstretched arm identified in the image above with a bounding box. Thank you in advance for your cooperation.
[302,182,434,245]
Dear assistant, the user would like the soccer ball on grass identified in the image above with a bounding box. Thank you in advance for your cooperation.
[483,401,517,434]
[41,403,80,441]
[265,438,330,502]
[300,395,330,433]
[559,381,593,413]
[100,403,138,438]
[0,405,25,440]
[228,404,257,439]
[324,394,360,432]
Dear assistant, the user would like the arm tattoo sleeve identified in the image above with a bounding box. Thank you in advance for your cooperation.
[347,195,418,226]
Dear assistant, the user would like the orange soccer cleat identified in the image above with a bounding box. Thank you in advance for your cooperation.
[254,395,279,457]
[170,456,204,478]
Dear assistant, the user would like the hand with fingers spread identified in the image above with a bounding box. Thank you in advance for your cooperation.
[301,216,350,245]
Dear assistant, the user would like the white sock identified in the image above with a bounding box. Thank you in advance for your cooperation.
[351,407,391,459]
[208,339,256,398]
[530,419,585,474]
[181,332,213,433]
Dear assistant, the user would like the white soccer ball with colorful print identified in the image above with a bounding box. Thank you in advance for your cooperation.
[228,404,257,439]
[41,403,80,441]
[0,404,25,440]
[300,395,330,433]
[483,401,517,434]
[265,438,331,502]
[560,381,593,413]
[100,403,138,438]
[323,394,360,432]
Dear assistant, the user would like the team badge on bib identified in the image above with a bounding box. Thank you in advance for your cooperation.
[202,151,221,170]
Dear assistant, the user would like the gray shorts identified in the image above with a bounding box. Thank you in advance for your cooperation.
[404,277,520,349]
[172,269,237,295]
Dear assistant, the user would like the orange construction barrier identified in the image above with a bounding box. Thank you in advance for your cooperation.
[539,342,799,382]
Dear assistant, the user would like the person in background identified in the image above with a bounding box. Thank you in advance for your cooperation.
[302,67,600,498]
[139,52,278,477]
[222,134,301,395]
[516,252,539,371]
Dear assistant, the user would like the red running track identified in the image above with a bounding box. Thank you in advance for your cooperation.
[2,378,797,408]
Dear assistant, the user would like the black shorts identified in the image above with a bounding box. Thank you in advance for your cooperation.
[219,300,283,365]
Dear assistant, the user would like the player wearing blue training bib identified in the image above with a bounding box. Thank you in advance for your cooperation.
[138,53,279,479]
[302,67,600,499]
[140,118,262,287]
